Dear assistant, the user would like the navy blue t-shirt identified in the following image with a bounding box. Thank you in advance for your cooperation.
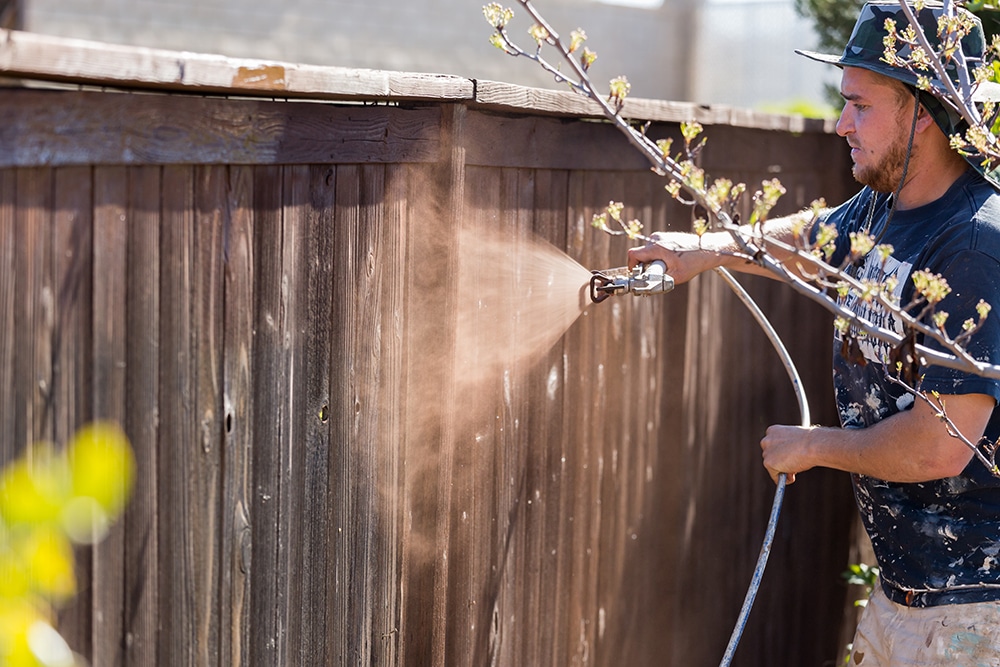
[822,169,1000,607]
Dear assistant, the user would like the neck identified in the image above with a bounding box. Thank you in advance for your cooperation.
[894,154,968,209]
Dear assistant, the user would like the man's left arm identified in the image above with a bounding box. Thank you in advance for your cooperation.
[759,391,996,484]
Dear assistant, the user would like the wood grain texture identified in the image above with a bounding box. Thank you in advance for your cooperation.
[220,164,253,667]
[91,166,128,667]
[0,92,861,667]
[0,29,473,101]
[49,166,94,663]
[0,27,841,136]
[0,168,13,464]
[156,165,198,666]
[472,79,838,132]
[0,90,442,168]
[247,164,288,667]
[123,165,160,667]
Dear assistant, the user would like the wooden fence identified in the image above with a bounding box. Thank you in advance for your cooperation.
[0,30,862,666]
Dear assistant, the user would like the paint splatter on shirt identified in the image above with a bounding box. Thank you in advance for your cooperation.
[823,170,1000,607]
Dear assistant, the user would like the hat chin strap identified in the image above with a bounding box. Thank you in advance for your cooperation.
[872,90,920,245]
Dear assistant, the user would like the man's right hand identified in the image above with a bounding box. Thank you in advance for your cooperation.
[627,231,721,285]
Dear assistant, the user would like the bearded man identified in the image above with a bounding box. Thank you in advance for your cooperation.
[629,2,1000,664]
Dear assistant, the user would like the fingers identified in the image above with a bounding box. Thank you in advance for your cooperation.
[627,232,674,269]
[761,424,808,486]
[627,242,664,270]
[767,468,796,485]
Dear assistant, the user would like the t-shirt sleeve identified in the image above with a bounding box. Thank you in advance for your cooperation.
[917,249,1000,402]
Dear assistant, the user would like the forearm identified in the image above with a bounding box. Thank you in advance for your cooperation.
[762,393,993,484]
[629,209,824,284]
[804,419,972,482]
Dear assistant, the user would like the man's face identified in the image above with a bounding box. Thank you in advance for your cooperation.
[836,67,913,192]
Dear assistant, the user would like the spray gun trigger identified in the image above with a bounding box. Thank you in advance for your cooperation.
[630,260,674,296]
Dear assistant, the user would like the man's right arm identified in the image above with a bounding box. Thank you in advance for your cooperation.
[626,212,823,285]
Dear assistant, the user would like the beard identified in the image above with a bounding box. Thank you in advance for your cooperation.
[852,132,909,193]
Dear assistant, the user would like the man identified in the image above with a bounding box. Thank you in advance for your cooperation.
[628,2,1000,664]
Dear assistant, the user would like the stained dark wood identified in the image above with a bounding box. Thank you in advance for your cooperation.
[91,165,129,667]
[123,165,161,667]
[0,90,442,168]
[247,164,288,667]
[0,86,859,667]
[0,169,13,464]
[219,164,254,667]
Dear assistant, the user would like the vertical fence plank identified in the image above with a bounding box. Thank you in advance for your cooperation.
[51,166,93,459]
[373,162,407,665]
[330,161,356,666]
[50,167,95,658]
[398,107,464,667]
[548,169,582,667]
[0,168,14,464]
[220,164,254,667]
[593,171,659,666]
[193,165,226,664]
[492,166,536,667]
[289,163,335,665]
[447,163,500,665]
[248,164,290,667]
[124,165,161,667]
[91,165,128,667]
[523,167,570,667]
[560,169,614,667]
[277,164,308,663]
[158,164,226,666]
[154,164,226,664]
[602,170,689,667]
[357,162,389,664]
[14,168,53,452]
[330,162,393,665]
[158,164,194,667]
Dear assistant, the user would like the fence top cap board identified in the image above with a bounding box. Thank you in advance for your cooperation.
[0,28,836,133]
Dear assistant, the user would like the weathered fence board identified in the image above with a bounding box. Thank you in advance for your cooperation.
[0,67,861,667]
[0,90,443,168]
[92,165,129,666]
[0,28,475,102]
[0,168,14,464]
[124,164,161,667]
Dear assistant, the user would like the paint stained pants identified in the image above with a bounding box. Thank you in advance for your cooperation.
[851,586,1000,666]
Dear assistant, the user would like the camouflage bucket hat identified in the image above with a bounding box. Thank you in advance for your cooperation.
[797,1,1000,189]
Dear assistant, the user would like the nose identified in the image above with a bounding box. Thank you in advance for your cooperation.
[836,104,852,138]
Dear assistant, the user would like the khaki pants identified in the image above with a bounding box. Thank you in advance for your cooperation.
[851,585,1000,666]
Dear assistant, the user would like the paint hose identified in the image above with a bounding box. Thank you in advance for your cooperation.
[713,267,810,667]
[588,261,811,663]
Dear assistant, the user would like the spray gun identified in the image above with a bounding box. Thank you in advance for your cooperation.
[589,260,675,303]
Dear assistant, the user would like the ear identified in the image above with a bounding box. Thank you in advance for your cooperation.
[914,101,939,134]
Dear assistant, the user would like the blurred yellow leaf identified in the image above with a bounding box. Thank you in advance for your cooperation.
[0,598,45,667]
[0,447,68,528]
[0,421,134,667]
[20,528,75,601]
[68,422,134,519]
[0,544,32,599]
